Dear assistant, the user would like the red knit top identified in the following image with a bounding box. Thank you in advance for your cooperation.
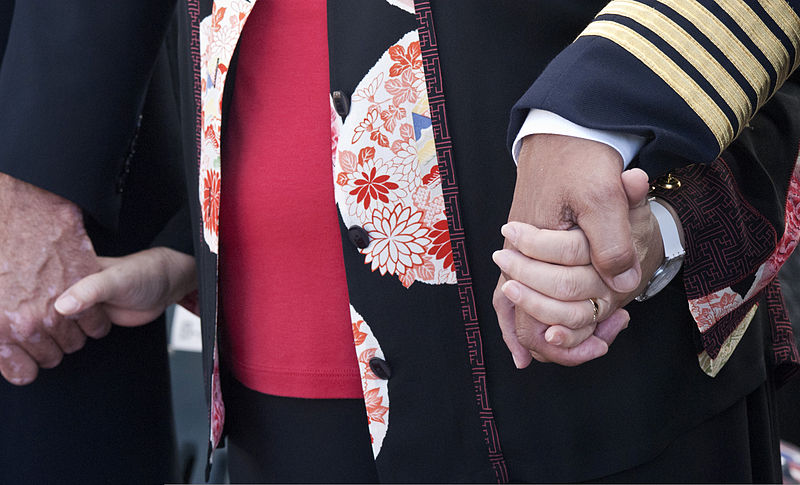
[219,0,363,399]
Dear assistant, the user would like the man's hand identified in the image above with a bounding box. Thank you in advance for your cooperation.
[0,173,104,385]
[55,247,197,327]
[494,168,664,367]
[509,134,641,291]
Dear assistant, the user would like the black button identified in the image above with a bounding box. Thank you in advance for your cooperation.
[369,357,392,380]
[332,90,350,118]
[348,225,370,249]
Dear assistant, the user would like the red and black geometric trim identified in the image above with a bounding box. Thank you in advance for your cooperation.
[651,159,776,300]
[187,0,202,172]
[414,2,508,482]
[765,279,800,386]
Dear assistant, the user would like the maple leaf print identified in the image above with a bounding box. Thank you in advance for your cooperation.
[211,6,226,31]
[352,320,368,346]
[385,69,420,106]
[388,41,422,77]
[364,388,389,425]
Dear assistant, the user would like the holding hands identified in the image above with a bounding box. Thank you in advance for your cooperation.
[494,139,670,368]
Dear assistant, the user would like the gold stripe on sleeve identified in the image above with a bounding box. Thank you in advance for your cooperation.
[757,0,800,72]
[580,20,732,152]
[715,0,791,89]
[656,0,771,110]
[599,0,751,136]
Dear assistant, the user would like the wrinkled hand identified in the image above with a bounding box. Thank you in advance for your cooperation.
[55,247,197,328]
[0,173,104,385]
[494,169,664,367]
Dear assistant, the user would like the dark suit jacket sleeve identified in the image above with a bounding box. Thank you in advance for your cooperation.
[508,0,800,372]
[509,0,800,178]
[0,1,179,230]
[650,71,800,376]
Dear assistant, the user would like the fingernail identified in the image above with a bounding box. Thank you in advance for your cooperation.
[512,354,523,369]
[501,281,520,302]
[612,268,640,292]
[492,250,510,271]
[501,224,517,244]
[545,331,563,345]
[55,295,80,315]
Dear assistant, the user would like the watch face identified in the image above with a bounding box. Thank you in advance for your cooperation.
[647,258,683,297]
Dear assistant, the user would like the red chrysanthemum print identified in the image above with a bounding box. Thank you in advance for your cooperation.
[203,169,221,236]
[363,204,431,277]
[427,220,454,270]
[350,166,400,210]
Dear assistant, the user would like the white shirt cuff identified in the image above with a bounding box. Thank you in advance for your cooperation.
[512,109,646,168]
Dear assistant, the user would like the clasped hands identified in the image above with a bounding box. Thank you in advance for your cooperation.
[0,173,195,385]
[493,134,666,368]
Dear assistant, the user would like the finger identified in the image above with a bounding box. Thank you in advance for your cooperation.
[594,308,630,345]
[55,270,115,318]
[515,310,609,366]
[543,322,597,348]
[500,279,607,329]
[0,344,39,385]
[493,249,603,301]
[74,306,111,340]
[493,277,533,369]
[621,168,650,209]
[501,222,590,266]
[577,179,641,293]
[41,310,87,354]
[15,334,63,369]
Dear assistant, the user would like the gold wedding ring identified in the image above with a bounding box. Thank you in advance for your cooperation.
[588,298,599,324]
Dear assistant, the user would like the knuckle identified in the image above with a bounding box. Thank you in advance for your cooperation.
[594,244,634,270]
[62,334,87,354]
[561,236,585,265]
[563,305,585,329]
[38,351,63,369]
[553,271,581,300]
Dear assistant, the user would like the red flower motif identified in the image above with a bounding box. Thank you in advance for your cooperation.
[352,320,368,346]
[204,125,219,149]
[427,220,454,270]
[422,165,440,185]
[203,170,221,236]
[349,167,399,209]
[388,41,422,77]
[353,108,381,144]
[364,388,389,425]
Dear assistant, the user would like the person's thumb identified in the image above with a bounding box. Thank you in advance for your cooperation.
[621,168,650,209]
[54,272,114,316]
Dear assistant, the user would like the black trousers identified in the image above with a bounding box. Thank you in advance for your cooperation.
[223,374,782,483]
[223,375,379,484]
[0,319,178,485]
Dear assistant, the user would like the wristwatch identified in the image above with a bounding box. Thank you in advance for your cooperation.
[635,199,685,302]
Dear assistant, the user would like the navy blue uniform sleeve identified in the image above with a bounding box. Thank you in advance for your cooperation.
[510,0,800,178]
[0,1,178,229]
